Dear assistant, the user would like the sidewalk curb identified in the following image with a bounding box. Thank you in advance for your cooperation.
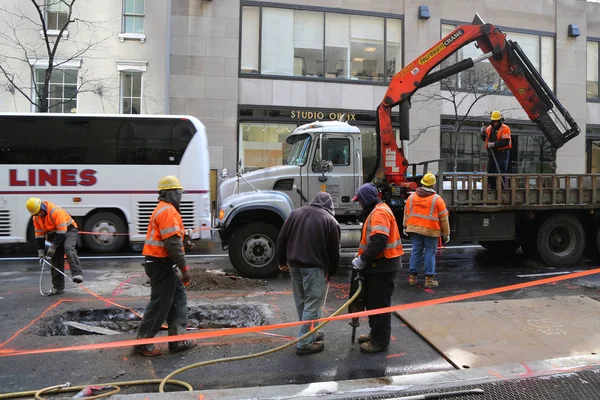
[110,354,600,400]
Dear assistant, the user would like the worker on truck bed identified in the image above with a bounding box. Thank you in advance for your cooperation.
[26,197,84,295]
[403,173,450,288]
[133,175,196,357]
[351,183,403,354]
[481,110,512,189]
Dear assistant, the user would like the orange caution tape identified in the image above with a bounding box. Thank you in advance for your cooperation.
[1,268,598,357]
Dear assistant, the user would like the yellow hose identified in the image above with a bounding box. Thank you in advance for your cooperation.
[0,281,362,399]
[158,280,362,392]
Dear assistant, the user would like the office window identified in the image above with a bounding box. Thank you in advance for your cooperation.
[242,5,402,82]
[588,41,599,100]
[123,0,144,34]
[46,0,69,30]
[441,24,554,93]
[121,71,142,114]
[34,68,78,113]
[241,6,259,74]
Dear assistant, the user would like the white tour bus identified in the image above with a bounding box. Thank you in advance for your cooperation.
[0,113,211,253]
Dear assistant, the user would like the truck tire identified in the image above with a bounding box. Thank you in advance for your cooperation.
[229,222,280,278]
[478,240,520,254]
[82,212,128,253]
[536,214,584,268]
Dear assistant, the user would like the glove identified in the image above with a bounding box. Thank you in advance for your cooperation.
[443,235,450,244]
[279,264,290,272]
[480,125,486,134]
[185,229,194,238]
[180,265,192,287]
[488,142,495,149]
[46,245,56,258]
[351,256,365,270]
[38,249,45,259]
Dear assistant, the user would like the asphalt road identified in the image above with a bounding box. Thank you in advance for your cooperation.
[0,245,599,396]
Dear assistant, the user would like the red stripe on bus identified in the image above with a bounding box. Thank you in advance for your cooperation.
[0,190,209,195]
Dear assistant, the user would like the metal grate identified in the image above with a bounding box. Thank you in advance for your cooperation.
[137,201,195,234]
[0,210,10,236]
[346,370,600,400]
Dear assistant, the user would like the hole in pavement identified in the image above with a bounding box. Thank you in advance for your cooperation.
[34,304,266,336]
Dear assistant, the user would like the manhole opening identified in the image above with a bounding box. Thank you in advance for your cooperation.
[35,304,266,336]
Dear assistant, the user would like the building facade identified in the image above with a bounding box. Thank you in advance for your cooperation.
[1,0,600,180]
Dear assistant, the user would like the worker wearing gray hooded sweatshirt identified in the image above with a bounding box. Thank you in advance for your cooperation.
[277,192,341,356]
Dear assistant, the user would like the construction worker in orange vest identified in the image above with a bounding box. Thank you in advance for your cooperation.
[133,175,196,357]
[403,173,450,288]
[351,183,403,354]
[26,198,84,295]
[481,110,512,189]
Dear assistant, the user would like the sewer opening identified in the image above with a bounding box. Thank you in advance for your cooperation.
[35,304,267,336]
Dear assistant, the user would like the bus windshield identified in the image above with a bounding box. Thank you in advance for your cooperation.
[285,134,311,166]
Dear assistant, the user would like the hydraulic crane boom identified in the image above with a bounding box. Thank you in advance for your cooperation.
[374,13,580,189]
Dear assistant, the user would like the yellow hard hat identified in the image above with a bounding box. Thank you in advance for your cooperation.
[158,175,183,191]
[26,197,42,215]
[490,110,502,121]
[421,172,436,187]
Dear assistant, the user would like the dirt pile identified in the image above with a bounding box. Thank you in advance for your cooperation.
[187,269,267,291]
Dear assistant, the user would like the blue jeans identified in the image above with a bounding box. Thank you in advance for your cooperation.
[409,233,439,276]
[290,267,326,349]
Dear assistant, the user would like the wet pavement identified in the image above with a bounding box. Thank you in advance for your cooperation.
[0,245,599,396]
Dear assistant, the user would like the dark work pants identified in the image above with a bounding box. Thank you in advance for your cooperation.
[50,230,83,290]
[363,271,397,349]
[135,257,188,351]
[487,151,510,190]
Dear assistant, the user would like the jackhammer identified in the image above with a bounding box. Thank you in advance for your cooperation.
[348,269,365,344]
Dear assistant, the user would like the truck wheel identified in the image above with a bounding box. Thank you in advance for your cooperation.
[229,222,280,278]
[478,240,520,254]
[82,212,128,253]
[536,214,584,268]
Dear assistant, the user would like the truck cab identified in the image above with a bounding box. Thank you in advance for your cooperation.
[215,121,363,277]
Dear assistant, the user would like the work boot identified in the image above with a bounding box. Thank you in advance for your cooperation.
[169,340,197,353]
[315,331,324,342]
[49,287,64,296]
[360,342,388,354]
[408,274,417,286]
[425,276,439,288]
[296,341,324,355]
[72,275,84,284]
[357,333,371,344]
[135,345,162,357]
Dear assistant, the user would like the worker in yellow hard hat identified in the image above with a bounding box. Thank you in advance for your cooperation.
[403,173,450,288]
[480,111,512,189]
[26,197,84,295]
[133,175,196,357]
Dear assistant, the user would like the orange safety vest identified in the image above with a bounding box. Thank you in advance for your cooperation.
[405,193,448,232]
[33,201,77,239]
[143,201,185,258]
[358,202,404,259]
[485,124,512,151]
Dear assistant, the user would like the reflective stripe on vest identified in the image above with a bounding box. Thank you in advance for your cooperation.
[33,201,77,238]
[357,203,403,259]
[486,124,512,151]
[142,202,185,258]
[406,193,443,231]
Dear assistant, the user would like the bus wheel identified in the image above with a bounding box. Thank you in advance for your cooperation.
[83,212,128,253]
[536,214,584,268]
[229,222,280,278]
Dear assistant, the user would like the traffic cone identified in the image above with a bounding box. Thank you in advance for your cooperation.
[64,253,70,271]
